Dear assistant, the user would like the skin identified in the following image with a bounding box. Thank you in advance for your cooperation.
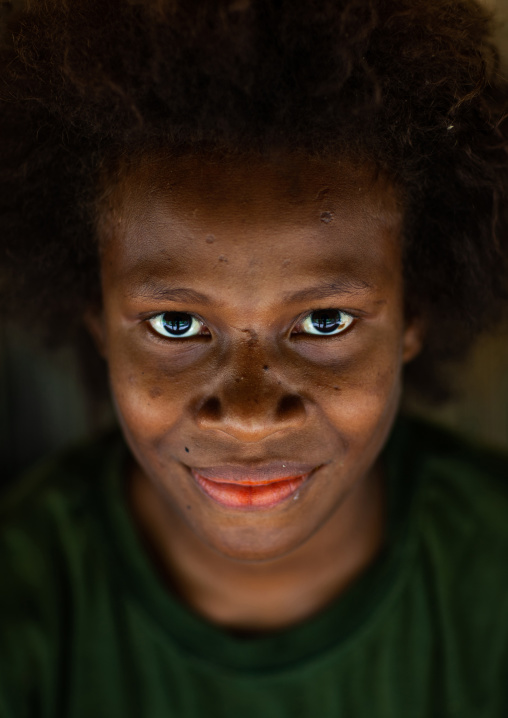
[87,153,423,631]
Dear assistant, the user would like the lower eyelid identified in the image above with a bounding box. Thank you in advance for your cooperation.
[145,324,211,344]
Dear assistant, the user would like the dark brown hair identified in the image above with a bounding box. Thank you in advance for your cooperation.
[1,0,507,401]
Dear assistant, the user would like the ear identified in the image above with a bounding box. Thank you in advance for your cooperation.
[83,307,108,360]
[402,314,425,364]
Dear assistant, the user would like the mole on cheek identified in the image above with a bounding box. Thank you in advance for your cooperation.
[320,210,334,224]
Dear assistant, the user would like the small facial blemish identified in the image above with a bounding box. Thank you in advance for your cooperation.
[205,234,215,243]
[320,210,334,224]
[315,187,330,202]
[187,505,191,510]
[218,254,228,263]
[185,447,190,453]
[240,328,258,347]
[149,386,162,399]
[263,365,269,371]
[282,259,291,268]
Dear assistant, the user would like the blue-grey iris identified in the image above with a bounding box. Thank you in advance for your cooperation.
[162,312,193,336]
[311,310,343,334]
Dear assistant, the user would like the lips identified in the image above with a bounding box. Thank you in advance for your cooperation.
[189,461,319,509]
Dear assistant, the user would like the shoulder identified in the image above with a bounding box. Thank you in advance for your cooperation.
[0,430,125,699]
[398,416,508,642]
[0,428,124,558]
[380,417,508,713]
[0,427,125,586]
[401,415,508,546]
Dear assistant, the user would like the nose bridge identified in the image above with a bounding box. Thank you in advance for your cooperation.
[194,331,307,441]
[228,340,275,409]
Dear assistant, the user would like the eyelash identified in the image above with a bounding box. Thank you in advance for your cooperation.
[146,309,356,340]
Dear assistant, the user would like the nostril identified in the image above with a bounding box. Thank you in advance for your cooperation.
[196,396,222,425]
[276,394,306,423]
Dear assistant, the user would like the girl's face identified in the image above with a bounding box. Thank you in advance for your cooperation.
[89,154,422,561]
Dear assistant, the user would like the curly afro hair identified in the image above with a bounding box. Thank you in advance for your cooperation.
[0,0,507,402]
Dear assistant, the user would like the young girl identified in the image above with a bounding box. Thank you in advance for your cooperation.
[1,1,508,716]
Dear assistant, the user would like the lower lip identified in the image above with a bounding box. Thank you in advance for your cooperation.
[192,471,311,509]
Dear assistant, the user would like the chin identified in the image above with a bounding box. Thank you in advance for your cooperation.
[200,525,310,564]
[211,544,295,564]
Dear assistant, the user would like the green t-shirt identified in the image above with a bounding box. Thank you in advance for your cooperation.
[1,416,507,717]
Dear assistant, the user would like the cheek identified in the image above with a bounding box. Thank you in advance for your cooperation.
[310,332,404,438]
[106,341,193,441]
[327,361,401,428]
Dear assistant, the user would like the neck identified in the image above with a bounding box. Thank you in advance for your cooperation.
[127,459,386,632]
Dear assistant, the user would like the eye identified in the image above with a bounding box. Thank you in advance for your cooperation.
[297,309,354,336]
[148,312,206,338]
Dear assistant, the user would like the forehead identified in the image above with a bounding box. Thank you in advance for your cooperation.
[98,152,404,293]
[103,152,401,225]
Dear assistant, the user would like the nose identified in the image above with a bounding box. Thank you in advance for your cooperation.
[193,359,307,443]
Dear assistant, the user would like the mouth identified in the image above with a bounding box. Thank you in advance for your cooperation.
[189,462,319,510]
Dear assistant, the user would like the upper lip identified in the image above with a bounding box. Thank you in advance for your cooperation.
[189,461,320,485]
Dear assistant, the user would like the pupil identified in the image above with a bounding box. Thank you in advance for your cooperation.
[162,312,192,335]
[311,310,341,333]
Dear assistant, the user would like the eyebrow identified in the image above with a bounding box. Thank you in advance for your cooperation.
[127,277,373,304]
[282,279,374,303]
[127,281,211,305]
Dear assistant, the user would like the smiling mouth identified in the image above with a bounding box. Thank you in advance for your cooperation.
[190,469,316,509]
